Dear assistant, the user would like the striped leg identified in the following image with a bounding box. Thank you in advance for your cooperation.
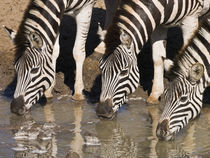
[44,34,60,99]
[71,4,93,101]
[147,27,168,104]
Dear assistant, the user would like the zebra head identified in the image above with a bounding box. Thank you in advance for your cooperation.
[156,62,205,141]
[96,30,139,119]
[5,27,55,115]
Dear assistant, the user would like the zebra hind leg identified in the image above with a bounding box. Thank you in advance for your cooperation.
[71,4,93,101]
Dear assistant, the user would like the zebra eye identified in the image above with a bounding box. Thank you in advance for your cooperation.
[180,96,188,102]
[31,67,39,74]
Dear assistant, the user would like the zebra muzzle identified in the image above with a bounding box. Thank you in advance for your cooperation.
[11,96,28,115]
[96,99,115,119]
[156,119,174,141]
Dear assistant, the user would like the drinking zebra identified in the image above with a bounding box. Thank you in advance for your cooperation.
[4,0,102,115]
[96,0,209,119]
[156,12,210,141]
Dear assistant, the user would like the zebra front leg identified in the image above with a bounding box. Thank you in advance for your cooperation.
[44,34,60,99]
[45,79,56,99]
[71,4,93,101]
[147,27,168,104]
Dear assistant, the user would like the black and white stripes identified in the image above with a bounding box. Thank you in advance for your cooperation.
[97,0,209,118]
[115,0,206,53]
[9,0,97,115]
[156,12,210,140]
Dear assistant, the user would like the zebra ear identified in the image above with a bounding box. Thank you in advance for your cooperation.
[97,23,107,41]
[27,32,43,49]
[163,57,174,72]
[120,30,132,49]
[188,63,204,82]
[2,25,17,43]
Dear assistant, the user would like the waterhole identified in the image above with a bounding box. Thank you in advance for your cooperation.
[0,95,210,158]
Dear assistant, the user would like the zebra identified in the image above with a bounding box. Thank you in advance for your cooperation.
[156,12,210,141]
[96,0,209,119]
[4,0,101,115]
[94,0,120,54]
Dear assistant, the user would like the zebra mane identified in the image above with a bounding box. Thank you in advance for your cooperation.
[103,23,121,60]
[13,0,35,61]
[168,12,209,81]
[103,0,132,60]
[14,0,64,61]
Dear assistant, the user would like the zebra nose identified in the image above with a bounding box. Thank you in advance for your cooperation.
[96,99,114,119]
[156,119,171,140]
[11,96,27,115]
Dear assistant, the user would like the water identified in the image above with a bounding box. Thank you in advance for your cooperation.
[0,95,210,158]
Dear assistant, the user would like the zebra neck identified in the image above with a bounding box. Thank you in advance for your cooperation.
[171,14,210,86]
[115,0,166,53]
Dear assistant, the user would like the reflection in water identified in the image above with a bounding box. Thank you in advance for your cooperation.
[181,122,196,156]
[1,96,210,157]
[10,104,58,158]
[154,105,210,158]
[147,104,202,158]
[44,104,57,158]
[93,120,138,158]
[147,105,160,158]
[67,102,84,158]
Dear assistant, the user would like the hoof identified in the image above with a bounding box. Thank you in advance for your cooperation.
[94,42,105,54]
[146,96,159,105]
[44,91,53,99]
[72,93,85,101]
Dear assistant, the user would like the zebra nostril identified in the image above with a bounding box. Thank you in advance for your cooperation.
[10,96,27,115]
[96,99,114,119]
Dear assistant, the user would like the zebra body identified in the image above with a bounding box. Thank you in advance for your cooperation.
[7,0,98,115]
[96,0,209,119]
[156,12,210,141]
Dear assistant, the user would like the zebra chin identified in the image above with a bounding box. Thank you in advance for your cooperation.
[156,119,175,141]
[10,95,28,115]
[96,99,116,120]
